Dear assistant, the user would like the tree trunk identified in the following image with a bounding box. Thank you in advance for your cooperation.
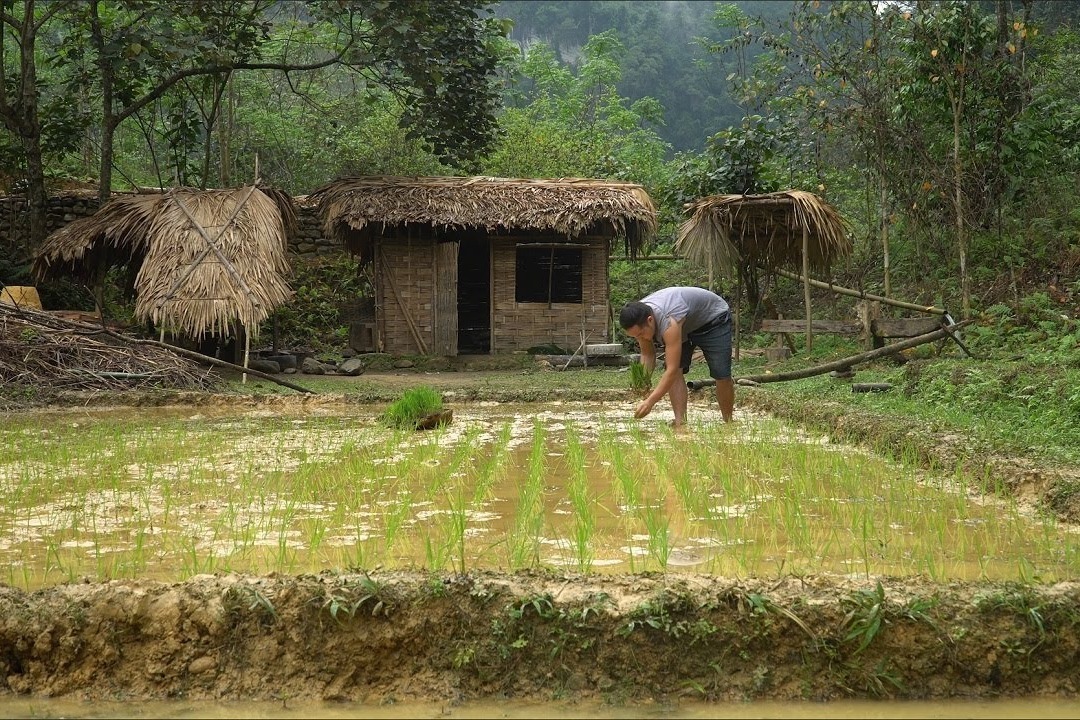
[91,0,116,202]
[1,0,49,250]
[19,90,47,251]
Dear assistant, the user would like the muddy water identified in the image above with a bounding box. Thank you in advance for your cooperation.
[2,696,1079,718]
[2,401,1078,588]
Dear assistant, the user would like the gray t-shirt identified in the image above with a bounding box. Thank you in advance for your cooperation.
[642,286,729,345]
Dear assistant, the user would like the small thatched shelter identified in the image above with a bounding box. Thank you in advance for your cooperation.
[676,190,852,350]
[311,176,657,356]
[33,186,295,344]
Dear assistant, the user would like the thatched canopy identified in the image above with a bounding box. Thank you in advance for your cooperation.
[676,190,852,278]
[309,176,658,264]
[34,186,295,339]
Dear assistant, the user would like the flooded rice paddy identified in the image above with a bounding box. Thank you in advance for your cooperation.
[3,401,1078,590]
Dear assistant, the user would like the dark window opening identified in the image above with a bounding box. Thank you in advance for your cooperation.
[515,247,583,303]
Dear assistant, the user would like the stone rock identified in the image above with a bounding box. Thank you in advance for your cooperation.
[265,353,297,371]
[392,358,415,369]
[339,357,366,376]
[248,358,280,374]
[301,357,327,375]
[188,656,217,675]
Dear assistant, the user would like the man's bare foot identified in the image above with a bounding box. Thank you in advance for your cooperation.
[668,419,689,434]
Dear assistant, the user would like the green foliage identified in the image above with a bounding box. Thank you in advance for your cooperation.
[379,387,444,430]
[841,581,887,655]
[265,255,369,351]
[628,360,652,393]
[482,31,669,188]
[321,573,392,623]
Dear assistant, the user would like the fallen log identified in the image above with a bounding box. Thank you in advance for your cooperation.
[687,320,973,391]
[108,332,317,395]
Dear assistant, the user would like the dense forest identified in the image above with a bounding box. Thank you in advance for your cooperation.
[1,0,1079,338]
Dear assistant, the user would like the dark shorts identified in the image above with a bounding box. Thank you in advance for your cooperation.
[680,313,733,380]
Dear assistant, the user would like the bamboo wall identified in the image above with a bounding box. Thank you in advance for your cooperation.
[490,234,609,354]
[378,237,435,355]
[376,232,611,356]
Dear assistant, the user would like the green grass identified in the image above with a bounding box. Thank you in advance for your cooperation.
[378,386,443,429]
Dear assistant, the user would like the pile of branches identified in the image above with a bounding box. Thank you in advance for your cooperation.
[0,303,222,393]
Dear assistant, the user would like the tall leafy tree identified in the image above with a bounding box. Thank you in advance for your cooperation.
[483,31,669,187]
[0,1,72,248]
[50,0,506,201]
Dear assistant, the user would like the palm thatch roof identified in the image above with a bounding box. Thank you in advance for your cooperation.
[32,193,162,280]
[309,176,658,264]
[676,190,852,278]
[34,186,295,339]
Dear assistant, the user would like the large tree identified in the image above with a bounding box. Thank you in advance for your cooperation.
[0,1,72,249]
[3,0,505,262]
[57,0,506,201]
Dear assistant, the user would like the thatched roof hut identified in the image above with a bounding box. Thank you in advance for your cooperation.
[675,190,852,351]
[310,176,657,356]
[676,190,851,279]
[33,186,295,340]
[311,175,657,264]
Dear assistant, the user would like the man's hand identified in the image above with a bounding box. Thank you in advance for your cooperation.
[634,397,655,419]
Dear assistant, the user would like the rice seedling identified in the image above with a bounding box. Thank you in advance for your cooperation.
[628,360,653,394]
[4,401,1080,589]
[379,386,444,429]
[564,422,595,573]
[507,420,547,569]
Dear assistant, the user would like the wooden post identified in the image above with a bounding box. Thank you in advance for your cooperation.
[802,224,812,352]
[242,324,250,384]
[732,275,740,362]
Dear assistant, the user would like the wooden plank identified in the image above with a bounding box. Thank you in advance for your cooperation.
[871,317,942,338]
[433,240,458,356]
[759,319,861,334]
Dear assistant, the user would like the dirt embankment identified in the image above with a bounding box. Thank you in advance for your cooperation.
[1,572,1078,704]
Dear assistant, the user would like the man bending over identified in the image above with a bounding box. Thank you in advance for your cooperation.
[619,286,734,426]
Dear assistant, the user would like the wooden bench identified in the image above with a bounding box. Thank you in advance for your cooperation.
[758,316,944,360]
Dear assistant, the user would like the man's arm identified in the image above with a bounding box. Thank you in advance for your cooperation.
[635,319,684,418]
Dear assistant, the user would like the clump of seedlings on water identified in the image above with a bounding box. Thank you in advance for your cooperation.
[379,386,448,430]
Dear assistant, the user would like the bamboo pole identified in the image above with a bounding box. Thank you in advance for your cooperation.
[242,325,250,385]
[773,267,946,315]
[802,224,812,352]
[687,320,972,390]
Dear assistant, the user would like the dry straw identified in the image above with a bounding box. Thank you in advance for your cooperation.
[309,175,659,264]
[676,190,852,279]
[34,187,296,339]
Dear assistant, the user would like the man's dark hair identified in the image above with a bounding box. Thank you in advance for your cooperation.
[619,301,653,329]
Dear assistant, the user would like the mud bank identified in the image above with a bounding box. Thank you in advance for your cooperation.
[1,571,1078,704]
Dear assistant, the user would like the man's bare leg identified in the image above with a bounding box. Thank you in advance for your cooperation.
[715,378,734,422]
[668,374,688,426]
